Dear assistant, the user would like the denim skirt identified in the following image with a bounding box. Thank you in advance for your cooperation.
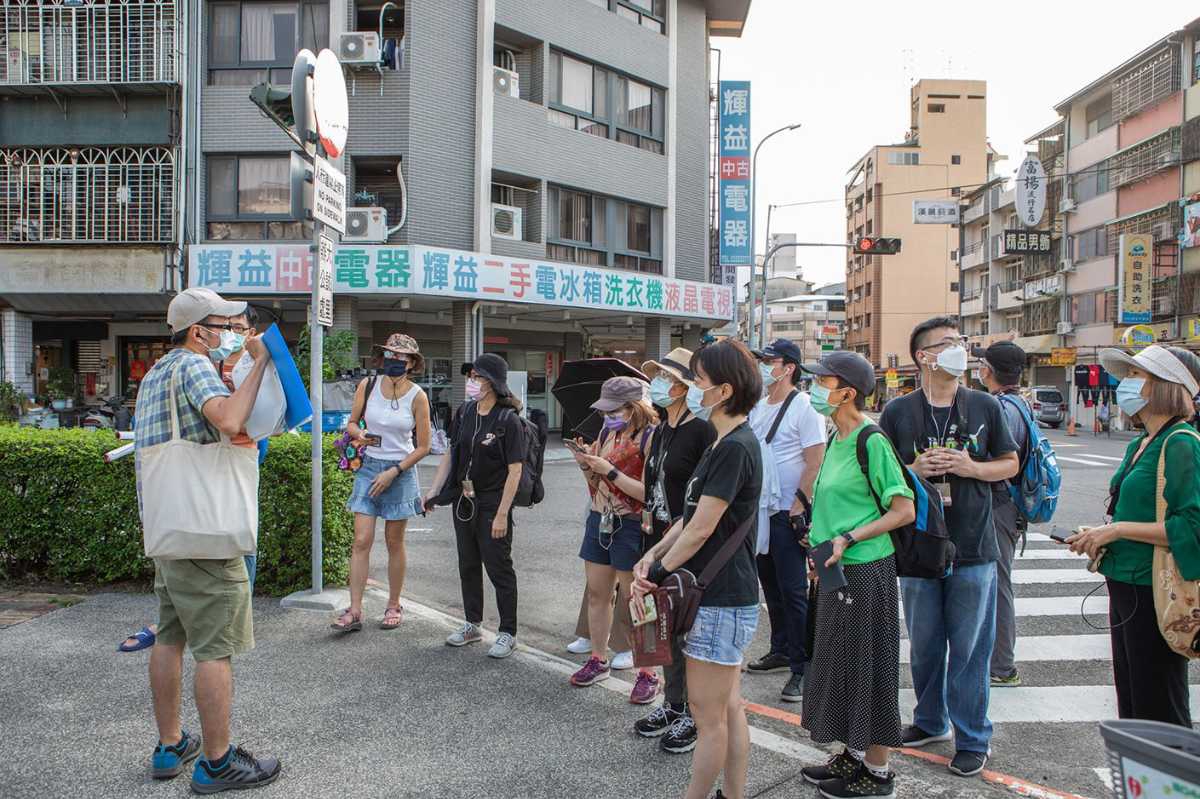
[683,604,759,667]
[347,455,422,521]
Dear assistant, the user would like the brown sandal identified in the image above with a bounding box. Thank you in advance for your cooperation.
[380,606,403,630]
[330,608,363,633]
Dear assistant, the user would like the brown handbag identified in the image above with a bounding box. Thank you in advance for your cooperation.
[659,514,757,637]
[1151,428,1200,659]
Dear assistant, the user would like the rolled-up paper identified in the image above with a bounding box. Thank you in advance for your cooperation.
[104,442,134,462]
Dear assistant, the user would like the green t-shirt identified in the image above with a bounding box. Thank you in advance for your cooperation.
[810,419,915,566]
[1102,422,1200,585]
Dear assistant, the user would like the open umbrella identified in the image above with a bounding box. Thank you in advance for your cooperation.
[552,358,648,441]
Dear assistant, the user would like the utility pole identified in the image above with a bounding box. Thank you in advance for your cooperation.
[748,123,800,349]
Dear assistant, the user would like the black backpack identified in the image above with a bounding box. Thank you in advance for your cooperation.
[503,406,548,507]
[852,424,955,579]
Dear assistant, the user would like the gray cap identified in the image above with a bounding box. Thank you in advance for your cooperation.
[167,288,247,333]
[801,351,876,397]
[591,375,647,412]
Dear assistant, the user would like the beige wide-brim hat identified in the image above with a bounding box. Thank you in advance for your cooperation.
[1100,344,1199,396]
[375,333,425,373]
[641,347,697,388]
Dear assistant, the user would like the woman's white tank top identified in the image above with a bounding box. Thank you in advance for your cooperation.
[364,379,419,461]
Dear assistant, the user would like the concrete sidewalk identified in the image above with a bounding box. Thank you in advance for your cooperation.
[0,592,817,799]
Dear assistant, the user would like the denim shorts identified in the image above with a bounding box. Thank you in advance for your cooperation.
[579,509,644,572]
[683,604,760,667]
[347,454,422,521]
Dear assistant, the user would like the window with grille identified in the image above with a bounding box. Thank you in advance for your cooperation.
[1111,47,1180,122]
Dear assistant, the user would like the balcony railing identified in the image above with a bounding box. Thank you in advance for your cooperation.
[959,239,986,270]
[962,200,987,224]
[1,146,175,243]
[1111,127,1182,189]
[0,0,178,87]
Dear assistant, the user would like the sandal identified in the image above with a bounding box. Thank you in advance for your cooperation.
[380,606,403,630]
[118,626,156,652]
[330,608,363,633]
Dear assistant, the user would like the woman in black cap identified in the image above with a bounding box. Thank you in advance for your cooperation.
[424,354,527,660]
[798,351,915,798]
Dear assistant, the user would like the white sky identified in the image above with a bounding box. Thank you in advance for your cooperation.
[719,0,1193,293]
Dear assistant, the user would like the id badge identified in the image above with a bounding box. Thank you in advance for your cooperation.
[935,480,952,508]
[462,479,475,499]
[599,509,615,537]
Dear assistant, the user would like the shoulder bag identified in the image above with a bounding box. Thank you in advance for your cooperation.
[1152,427,1200,659]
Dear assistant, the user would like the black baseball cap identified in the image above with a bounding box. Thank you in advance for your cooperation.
[759,338,802,364]
[972,341,1025,379]
[801,351,876,397]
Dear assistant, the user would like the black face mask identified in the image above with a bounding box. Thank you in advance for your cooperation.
[384,362,408,378]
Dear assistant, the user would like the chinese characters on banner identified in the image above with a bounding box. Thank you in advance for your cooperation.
[1118,233,1152,324]
[1002,229,1053,254]
[718,80,751,269]
[189,244,734,322]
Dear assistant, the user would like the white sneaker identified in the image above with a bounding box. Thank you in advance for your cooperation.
[611,650,634,670]
[567,637,592,655]
[488,633,517,659]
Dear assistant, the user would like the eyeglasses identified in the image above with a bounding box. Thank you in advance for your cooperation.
[199,322,234,332]
[230,324,251,335]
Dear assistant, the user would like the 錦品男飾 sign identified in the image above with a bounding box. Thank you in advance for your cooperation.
[1003,229,1052,254]
[190,244,735,322]
[1118,234,1152,325]
[717,80,751,268]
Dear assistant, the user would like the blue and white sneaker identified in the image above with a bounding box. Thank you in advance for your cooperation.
[150,730,201,779]
[191,745,282,794]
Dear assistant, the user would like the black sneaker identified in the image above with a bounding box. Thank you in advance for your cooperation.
[948,749,988,777]
[191,745,282,794]
[818,765,896,799]
[660,712,698,754]
[900,723,952,748]
[781,672,803,703]
[634,704,681,738]
[801,750,860,784]
[746,652,790,673]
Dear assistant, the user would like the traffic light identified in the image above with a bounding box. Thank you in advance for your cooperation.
[248,50,318,155]
[853,236,901,255]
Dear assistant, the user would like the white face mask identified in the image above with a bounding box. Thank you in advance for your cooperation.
[931,345,968,378]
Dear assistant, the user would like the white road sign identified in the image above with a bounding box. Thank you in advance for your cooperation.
[912,199,960,224]
[317,234,335,327]
[1016,155,1047,228]
[312,49,348,158]
[313,156,346,234]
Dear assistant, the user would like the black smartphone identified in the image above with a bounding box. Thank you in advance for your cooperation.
[1048,527,1071,544]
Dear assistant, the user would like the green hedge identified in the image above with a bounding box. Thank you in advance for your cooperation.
[0,427,354,596]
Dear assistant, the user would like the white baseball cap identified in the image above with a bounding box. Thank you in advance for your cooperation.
[167,288,247,334]
[1099,344,1200,397]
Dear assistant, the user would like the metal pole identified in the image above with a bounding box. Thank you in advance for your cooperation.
[748,123,800,349]
[310,217,324,595]
[758,203,774,347]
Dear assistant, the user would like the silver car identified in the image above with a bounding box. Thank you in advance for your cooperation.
[1026,386,1066,428]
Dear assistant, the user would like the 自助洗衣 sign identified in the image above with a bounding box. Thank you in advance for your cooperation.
[718,80,751,268]
[1003,229,1052,254]
[1118,233,1152,324]
[188,244,734,322]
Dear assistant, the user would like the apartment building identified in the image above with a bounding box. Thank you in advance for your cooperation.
[844,79,991,379]
[0,0,750,429]
[765,290,845,363]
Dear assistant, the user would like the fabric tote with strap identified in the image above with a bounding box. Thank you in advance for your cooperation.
[1152,426,1200,659]
[140,363,259,560]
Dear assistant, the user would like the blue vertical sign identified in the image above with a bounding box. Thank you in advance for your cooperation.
[718,80,751,269]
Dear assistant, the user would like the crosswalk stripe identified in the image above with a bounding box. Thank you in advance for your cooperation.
[900,634,1111,663]
[1014,548,1086,560]
[1010,569,1102,584]
[901,686,1200,723]
[1080,454,1123,462]
[901,595,1106,617]
[1057,455,1112,467]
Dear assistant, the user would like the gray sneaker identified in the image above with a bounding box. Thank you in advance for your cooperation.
[446,622,482,647]
[190,745,281,794]
[781,672,803,703]
[488,632,516,659]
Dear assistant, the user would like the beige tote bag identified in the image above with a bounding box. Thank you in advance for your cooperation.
[141,363,259,560]
[1152,427,1200,659]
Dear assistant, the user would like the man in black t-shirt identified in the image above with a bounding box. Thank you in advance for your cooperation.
[879,317,1018,779]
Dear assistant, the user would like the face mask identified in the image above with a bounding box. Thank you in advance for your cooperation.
[649,376,677,408]
[465,378,483,400]
[208,330,242,361]
[759,362,778,390]
[686,384,719,421]
[384,360,408,378]
[931,345,967,378]
[603,413,628,431]
[1116,377,1148,417]
[810,383,842,416]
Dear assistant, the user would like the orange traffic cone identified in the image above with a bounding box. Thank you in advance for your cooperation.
[1067,416,1077,436]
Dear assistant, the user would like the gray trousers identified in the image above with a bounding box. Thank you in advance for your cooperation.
[991,498,1022,679]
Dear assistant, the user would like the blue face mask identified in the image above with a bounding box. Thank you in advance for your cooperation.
[686,384,718,421]
[1116,377,1148,417]
[759,362,778,389]
[208,330,243,362]
[649,376,677,408]
[809,383,842,416]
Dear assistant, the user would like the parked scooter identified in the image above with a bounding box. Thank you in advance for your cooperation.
[81,396,133,432]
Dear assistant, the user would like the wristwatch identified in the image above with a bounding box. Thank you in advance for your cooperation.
[606,467,620,481]
[841,531,857,548]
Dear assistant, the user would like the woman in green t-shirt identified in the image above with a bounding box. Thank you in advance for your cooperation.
[1068,345,1200,727]
[797,352,916,799]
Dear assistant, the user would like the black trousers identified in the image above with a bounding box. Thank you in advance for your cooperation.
[453,495,518,636]
[1108,578,1191,726]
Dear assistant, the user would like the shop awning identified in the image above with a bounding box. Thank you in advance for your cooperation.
[1014,334,1057,354]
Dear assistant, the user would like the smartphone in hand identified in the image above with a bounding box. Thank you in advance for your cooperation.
[1048,526,1071,544]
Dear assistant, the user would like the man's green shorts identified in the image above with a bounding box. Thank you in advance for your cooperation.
[154,558,254,661]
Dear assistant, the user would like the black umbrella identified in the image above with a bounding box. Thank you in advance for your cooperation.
[552,358,648,442]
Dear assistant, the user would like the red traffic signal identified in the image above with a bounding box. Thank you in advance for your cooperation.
[853,236,901,255]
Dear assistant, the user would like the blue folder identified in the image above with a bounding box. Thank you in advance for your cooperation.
[262,323,313,430]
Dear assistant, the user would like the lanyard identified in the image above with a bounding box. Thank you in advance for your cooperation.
[923,387,960,449]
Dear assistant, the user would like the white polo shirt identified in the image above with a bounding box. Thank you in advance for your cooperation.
[748,388,827,513]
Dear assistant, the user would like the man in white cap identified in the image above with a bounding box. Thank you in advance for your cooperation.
[134,287,282,793]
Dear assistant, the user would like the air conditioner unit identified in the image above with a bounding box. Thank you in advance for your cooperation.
[343,207,388,243]
[338,31,381,67]
[1152,221,1176,242]
[493,66,519,98]
[1056,321,1075,335]
[1059,257,1075,273]
[492,203,523,240]
[1059,197,1077,213]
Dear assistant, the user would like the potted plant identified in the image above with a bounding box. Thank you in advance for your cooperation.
[46,367,76,411]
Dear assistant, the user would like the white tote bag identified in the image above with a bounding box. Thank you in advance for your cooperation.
[141,364,259,560]
[230,353,286,440]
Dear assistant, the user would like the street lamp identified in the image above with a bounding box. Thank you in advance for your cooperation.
[748,123,801,350]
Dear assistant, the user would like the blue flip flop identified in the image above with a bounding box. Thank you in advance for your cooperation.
[118,626,156,652]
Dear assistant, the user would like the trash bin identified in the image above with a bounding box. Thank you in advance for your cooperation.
[1100,719,1200,799]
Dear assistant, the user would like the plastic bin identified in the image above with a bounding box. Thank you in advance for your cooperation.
[297,411,350,433]
[1100,719,1200,799]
